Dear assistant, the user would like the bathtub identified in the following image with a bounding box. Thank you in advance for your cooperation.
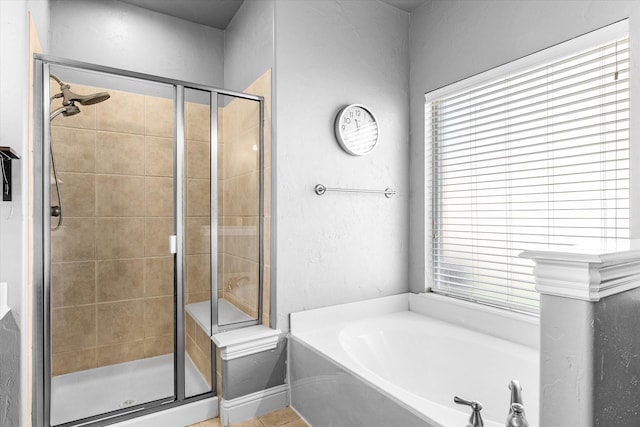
[290,293,539,427]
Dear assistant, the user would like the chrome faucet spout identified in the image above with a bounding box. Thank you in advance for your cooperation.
[509,379,523,406]
[506,380,529,427]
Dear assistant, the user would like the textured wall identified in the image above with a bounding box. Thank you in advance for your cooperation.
[0,312,20,427]
[224,0,274,94]
[274,0,410,332]
[50,0,224,87]
[408,0,640,292]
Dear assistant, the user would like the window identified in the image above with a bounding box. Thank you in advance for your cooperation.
[426,22,629,315]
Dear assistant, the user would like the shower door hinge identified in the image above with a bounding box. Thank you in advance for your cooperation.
[169,235,177,254]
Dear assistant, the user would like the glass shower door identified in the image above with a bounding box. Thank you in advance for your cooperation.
[47,65,177,425]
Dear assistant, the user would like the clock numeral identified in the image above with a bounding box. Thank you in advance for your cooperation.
[356,109,361,117]
[344,118,351,124]
[341,125,345,130]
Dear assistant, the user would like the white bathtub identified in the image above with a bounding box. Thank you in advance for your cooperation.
[290,293,539,427]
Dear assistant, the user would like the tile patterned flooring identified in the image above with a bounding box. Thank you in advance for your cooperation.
[187,407,308,427]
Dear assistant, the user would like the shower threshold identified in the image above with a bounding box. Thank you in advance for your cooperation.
[50,353,209,426]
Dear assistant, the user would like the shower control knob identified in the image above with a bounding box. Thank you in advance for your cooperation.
[50,205,61,217]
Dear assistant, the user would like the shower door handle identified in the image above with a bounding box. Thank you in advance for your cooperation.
[169,235,177,254]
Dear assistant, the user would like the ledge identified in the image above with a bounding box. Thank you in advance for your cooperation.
[520,239,640,301]
[212,325,281,361]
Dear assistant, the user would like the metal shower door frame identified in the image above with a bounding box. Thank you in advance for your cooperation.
[32,55,264,427]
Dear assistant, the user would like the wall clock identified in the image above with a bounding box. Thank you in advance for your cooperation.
[334,104,379,156]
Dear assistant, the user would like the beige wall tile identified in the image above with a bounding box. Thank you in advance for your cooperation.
[52,348,97,376]
[186,254,211,296]
[56,173,96,217]
[96,218,145,259]
[96,175,145,217]
[95,131,145,176]
[222,172,259,216]
[51,261,95,308]
[186,102,211,142]
[186,336,211,386]
[187,179,211,217]
[145,95,173,138]
[223,97,259,140]
[222,126,260,179]
[144,257,174,297]
[51,218,96,262]
[97,341,145,367]
[187,292,211,305]
[185,312,196,338]
[193,321,211,354]
[221,216,259,262]
[51,126,96,173]
[146,136,174,177]
[144,217,174,257]
[186,217,211,255]
[97,89,145,134]
[186,140,211,179]
[52,305,97,353]
[145,177,174,217]
[264,166,271,217]
[262,265,271,326]
[96,259,144,302]
[97,300,145,346]
[144,335,173,358]
[144,296,174,337]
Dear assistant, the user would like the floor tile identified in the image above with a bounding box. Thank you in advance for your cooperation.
[200,418,223,427]
[258,408,300,427]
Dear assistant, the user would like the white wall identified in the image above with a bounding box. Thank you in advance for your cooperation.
[0,1,50,425]
[50,0,224,86]
[224,0,274,93]
[408,0,640,292]
[274,0,410,331]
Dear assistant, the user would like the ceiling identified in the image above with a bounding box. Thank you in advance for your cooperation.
[120,0,430,30]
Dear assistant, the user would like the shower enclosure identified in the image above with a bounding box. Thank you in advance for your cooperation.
[33,56,266,426]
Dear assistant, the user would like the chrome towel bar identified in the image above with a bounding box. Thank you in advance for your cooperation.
[314,184,395,198]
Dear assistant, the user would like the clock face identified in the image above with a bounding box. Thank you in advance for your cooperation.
[334,104,379,156]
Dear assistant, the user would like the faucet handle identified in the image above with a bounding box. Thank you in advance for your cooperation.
[454,396,484,427]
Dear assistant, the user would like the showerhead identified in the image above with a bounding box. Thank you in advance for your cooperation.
[49,74,111,107]
[60,85,110,106]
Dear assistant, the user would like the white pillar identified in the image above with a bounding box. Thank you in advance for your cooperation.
[521,239,640,427]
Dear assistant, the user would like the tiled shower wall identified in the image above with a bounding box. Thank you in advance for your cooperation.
[220,69,272,324]
[50,85,176,376]
[186,69,272,390]
[51,70,271,378]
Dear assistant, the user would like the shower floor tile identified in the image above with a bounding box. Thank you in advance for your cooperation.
[51,353,209,426]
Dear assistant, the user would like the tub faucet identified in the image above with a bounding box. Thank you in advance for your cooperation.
[506,380,529,427]
[454,396,483,427]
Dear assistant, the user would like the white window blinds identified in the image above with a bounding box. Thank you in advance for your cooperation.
[427,32,629,315]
